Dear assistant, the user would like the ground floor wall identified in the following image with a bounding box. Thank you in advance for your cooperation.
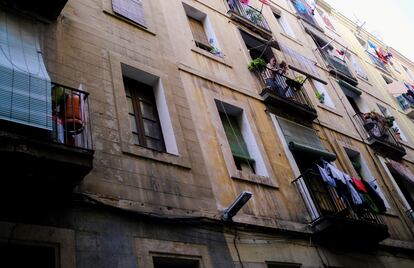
[1,199,414,268]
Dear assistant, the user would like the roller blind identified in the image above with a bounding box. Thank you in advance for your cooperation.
[0,11,52,130]
[112,0,147,26]
[219,112,251,160]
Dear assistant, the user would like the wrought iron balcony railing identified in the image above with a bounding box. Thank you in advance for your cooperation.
[293,170,386,226]
[50,83,93,150]
[319,50,357,83]
[353,112,405,156]
[258,68,315,111]
[227,0,271,32]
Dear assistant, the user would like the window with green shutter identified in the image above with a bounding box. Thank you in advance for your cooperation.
[219,111,255,173]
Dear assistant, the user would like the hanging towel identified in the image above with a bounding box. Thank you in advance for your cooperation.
[352,177,368,193]
[317,165,336,187]
[343,173,363,205]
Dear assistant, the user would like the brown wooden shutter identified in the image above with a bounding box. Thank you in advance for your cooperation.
[188,16,209,46]
[112,0,146,26]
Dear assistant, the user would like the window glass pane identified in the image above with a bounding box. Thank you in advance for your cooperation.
[143,118,161,139]
[125,86,132,97]
[146,137,163,151]
[127,97,134,114]
[140,101,156,120]
[129,114,138,132]
[132,133,139,144]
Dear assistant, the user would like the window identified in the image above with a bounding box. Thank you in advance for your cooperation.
[240,30,274,62]
[402,65,414,82]
[344,147,391,210]
[267,262,301,268]
[381,75,393,85]
[274,12,296,38]
[289,0,318,28]
[0,242,58,268]
[316,7,335,31]
[183,3,221,56]
[124,77,165,151]
[0,10,52,130]
[219,111,255,174]
[312,80,335,108]
[377,104,408,142]
[112,0,146,26]
[216,100,269,177]
[346,53,369,81]
[153,256,200,268]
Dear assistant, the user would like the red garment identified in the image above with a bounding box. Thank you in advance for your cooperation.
[352,177,368,193]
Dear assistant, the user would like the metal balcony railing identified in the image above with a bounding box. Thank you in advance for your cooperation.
[51,83,93,150]
[319,50,356,81]
[366,51,390,73]
[258,68,315,110]
[293,170,385,226]
[353,112,404,151]
[227,0,271,31]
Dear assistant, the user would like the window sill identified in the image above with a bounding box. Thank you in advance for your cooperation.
[103,10,156,36]
[279,32,303,46]
[122,142,191,170]
[316,103,342,117]
[191,47,232,68]
[231,170,278,189]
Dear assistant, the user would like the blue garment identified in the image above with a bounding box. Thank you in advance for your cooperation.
[317,165,336,187]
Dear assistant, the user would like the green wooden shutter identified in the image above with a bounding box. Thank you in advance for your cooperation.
[0,11,52,130]
[219,112,251,160]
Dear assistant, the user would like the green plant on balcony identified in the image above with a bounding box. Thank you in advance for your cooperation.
[315,91,325,104]
[248,58,266,72]
[385,115,395,128]
[245,7,262,24]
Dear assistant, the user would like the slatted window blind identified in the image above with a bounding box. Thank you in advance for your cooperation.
[112,0,147,26]
[0,11,52,130]
[279,43,321,80]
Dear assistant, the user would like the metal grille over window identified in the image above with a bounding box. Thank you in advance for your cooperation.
[0,11,52,130]
[112,0,146,26]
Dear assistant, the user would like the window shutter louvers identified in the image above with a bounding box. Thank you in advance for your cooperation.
[112,0,147,26]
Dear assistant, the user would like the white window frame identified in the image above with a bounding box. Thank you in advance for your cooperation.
[277,14,296,39]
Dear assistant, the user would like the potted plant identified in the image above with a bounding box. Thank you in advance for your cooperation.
[245,7,262,24]
[248,58,266,72]
[385,115,395,128]
[315,91,325,104]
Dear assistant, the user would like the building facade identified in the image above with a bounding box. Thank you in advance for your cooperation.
[0,0,414,267]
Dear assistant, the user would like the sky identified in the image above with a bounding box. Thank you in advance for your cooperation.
[324,0,414,62]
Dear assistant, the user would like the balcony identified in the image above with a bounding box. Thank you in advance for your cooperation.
[366,51,391,74]
[258,69,317,121]
[0,84,94,202]
[293,170,389,247]
[227,0,272,38]
[320,50,358,86]
[354,112,406,158]
[1,0,68,21]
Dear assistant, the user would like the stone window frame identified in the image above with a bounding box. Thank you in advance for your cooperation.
[135,238,213,268]
[204,90,278,188]
[109,51,191,169]
[0,222,75,268]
